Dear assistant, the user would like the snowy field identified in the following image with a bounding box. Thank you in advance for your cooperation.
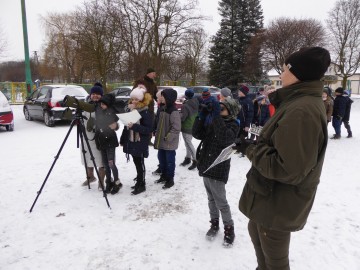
[1,99,360,270]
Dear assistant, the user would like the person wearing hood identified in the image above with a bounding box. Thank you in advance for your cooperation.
[120,87,153,195]
[153,88,181,189]
[238,47,330,269]
[179,89,199,170]
[322,89,333,125]
[192,96,240,247]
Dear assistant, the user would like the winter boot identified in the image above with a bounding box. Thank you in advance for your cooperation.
[98,167,106,190]
[330,134,341,139]
[347,131,353,138]
[105,179,114,194]
[82,167,96,186]
[180,157,191,166]
[155,175,167,184]
[131,177,137,189]
[111,179,123,195]
[188,160,197,170]
[162,177,174,189]
[223,225,235,247]
[206,218,219,241]
[131,181,146,195]
[152,166,162,175]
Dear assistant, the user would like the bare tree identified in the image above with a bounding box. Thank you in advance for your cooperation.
[326,0,360,89]
[73,0,126,90]
[262,18,327,74]
[41,12,82,83]
[0,24,7,58]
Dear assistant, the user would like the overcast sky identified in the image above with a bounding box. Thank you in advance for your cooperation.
[0,0,337,62]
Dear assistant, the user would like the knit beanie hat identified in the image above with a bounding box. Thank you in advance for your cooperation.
[238,85,249,96]
[99,93,115,107]
[220,87,232,98]
[185,89,194,99]
[220,97,239,120]
[202,88,211,100]
[130,87,146,101]
[335,87,344,94]
[90,85,104,96]
[285,47,331,81]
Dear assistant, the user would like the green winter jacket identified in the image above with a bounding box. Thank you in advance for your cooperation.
[239,81,328,232]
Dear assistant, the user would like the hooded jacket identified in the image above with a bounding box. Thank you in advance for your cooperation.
[154,89,181,150]
[239,81,328,232]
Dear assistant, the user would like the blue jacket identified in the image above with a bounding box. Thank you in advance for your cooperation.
[332,95,347,119]
[237,96,254,129]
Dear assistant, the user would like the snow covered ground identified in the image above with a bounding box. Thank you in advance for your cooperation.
[1,99,360,270]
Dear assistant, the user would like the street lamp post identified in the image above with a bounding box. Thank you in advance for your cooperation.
[21,0,33,96]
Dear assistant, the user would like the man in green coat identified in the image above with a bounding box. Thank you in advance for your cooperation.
[238,47,331,270]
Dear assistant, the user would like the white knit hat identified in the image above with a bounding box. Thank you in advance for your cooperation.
[130,87,146,101]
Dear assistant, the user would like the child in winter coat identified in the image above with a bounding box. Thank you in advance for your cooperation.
[322,90,333,125]
[179,88,199,170]
[251,95,270,140]
[331,87,347,139]
[192,96,240,247]
[95,94,122,194]
[120,87,153,195]
[154,88,181,189]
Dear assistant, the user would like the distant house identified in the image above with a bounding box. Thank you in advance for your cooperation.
[267,64,360,94]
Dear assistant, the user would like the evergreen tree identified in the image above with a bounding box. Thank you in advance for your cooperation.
[208,0,263,87]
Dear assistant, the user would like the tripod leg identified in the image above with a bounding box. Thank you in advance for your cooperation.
[79,119,111,209]
[30,119,77,213]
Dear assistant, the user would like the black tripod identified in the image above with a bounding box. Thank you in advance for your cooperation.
[30,108,111,212]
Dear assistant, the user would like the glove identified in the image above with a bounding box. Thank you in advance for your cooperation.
[336,115,343,121]
[239,138,255,155]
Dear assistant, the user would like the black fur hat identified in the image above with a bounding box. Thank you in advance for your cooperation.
[285,47,331,81]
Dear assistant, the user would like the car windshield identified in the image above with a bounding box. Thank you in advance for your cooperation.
[52,87,88,97]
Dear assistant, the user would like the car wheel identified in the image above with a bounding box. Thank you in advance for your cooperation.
[24,107,33,121]
[44,111,55,127]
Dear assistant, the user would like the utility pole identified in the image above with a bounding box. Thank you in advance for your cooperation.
[21,0,33,96]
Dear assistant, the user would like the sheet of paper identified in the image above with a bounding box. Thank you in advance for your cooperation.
[203,143,236,173]
[116,110,142,125]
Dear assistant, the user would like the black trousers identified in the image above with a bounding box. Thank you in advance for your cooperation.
[248,220,291,270]
[132,155,145,183]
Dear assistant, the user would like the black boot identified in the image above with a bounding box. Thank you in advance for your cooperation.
[330,134,341,139]
[110,179,123,195]
[155,175,166,184]
[206,218,219,240]
[188,160,197,170]
[131,181,146,195]
[223,225,235,247]
[105,179,114,194]
[347,131,353,138]
[180,157,191,166]
[162,177,174,189]
[131,177,137,189]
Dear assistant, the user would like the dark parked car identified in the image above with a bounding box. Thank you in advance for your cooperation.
[0,91,14,131]
[109,86,132,113]
[23,84,89,127]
